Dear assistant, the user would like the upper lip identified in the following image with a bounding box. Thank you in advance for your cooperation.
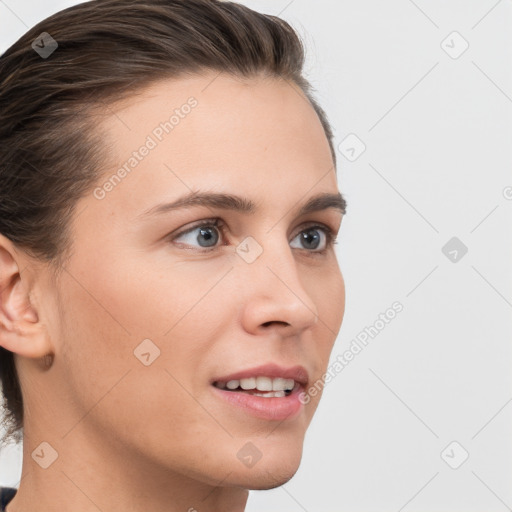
[211,363,309,386]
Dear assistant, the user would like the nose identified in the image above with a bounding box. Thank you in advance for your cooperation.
[238,235,319,337]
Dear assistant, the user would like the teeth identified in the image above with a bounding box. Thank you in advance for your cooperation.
[273,378,295,391]
[256,376,272,391]
[240,377,256,389]
[216,376,296,392]
[272,377,286,391]
[252,391,286,398]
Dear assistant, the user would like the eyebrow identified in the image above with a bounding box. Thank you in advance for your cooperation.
[137,190,347,220]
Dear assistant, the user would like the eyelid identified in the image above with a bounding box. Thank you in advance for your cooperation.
[171,217,221,240]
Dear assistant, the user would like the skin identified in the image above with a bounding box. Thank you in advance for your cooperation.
[0,71,345,512]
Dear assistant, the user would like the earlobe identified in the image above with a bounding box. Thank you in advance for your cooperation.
[0,235,50,359]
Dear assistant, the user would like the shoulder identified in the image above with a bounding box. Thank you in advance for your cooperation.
[0,487,17,510]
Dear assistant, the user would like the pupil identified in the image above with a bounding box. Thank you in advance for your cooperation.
[198,227,218,247]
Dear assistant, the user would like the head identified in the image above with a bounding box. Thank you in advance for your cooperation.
[0,0,346,492]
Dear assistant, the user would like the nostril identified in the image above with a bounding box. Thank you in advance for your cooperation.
[262,320,289,327]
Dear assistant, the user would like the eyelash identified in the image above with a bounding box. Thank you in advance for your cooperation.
[170,218,338,256]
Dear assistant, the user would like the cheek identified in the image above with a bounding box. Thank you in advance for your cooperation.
[90,250,233,339]
[303,267,345,406]
[55,252,230,406]
[55,268,225,460]
[325,261,345,305]
[326,267,345,326]
[307,264,345,339]
[56,261,217,387]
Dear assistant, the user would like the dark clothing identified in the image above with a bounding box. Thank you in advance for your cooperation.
[0,487,17,510]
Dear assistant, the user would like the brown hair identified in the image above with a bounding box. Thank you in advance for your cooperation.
[0,0,337,445]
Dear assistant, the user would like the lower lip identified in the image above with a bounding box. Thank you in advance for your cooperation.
[211,385,305,421]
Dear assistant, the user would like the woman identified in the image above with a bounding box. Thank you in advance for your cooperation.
[0,0,347,510]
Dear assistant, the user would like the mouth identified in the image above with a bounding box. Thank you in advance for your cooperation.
[210,363,309,421]
[212,377,300,398]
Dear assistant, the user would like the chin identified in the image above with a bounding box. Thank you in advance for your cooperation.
[226,444,304,490]
[245,465,300,490]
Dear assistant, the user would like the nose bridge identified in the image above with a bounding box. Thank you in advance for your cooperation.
[237,230,318,333]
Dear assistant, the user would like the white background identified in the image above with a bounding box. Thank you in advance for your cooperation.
[1,1,511,510]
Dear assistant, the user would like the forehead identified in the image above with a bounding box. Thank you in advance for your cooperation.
[99,71,331,161]
[88,71,337,220]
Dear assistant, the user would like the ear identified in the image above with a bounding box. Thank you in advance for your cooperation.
[0,233,51,359]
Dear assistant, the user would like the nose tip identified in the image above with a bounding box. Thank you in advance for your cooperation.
[240,261,319,337]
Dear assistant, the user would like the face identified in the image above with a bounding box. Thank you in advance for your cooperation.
[24,72,345,490]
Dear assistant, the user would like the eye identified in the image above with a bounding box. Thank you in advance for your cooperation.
[172,218,224,250]
[170,218,338,254]
[290,224,337,254]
